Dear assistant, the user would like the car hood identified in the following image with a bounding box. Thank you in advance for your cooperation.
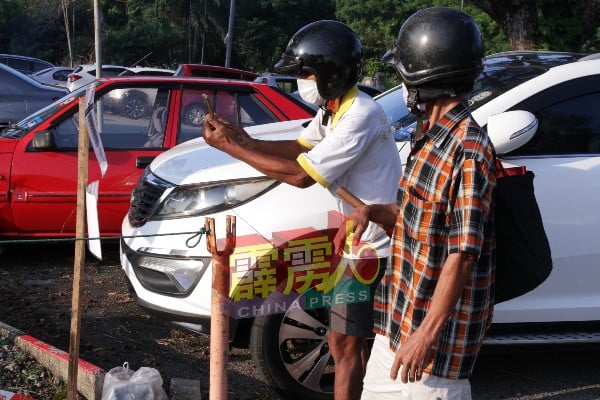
[0,137,18,153]
[151,119,311,185]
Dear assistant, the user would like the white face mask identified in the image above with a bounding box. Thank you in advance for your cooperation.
[402,84,426,113]
[297,78,326,106]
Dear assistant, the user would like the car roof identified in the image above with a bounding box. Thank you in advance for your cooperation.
[74,64,129,71]
[118,67,175,77]
[0,53,54,72]
[174,64,258,80]
[0,62,70,92]
[483,50,586,69]
[95,75,268,85]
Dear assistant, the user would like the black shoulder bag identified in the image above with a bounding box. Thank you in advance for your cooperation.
[494,158,553,304]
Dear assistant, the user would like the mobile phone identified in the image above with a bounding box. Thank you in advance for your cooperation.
[202,93,215,116]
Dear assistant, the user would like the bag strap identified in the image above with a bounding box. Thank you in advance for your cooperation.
[495,156,527,178]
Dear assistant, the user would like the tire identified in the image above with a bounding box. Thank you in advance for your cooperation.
[249,291,334,400]
[183,103,206,126]
[121,91,148,119]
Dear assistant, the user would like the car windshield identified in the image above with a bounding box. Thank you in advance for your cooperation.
[0,86,86,139]
[380,51,584,142]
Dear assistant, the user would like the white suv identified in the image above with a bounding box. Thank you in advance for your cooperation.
[120,52,600,399]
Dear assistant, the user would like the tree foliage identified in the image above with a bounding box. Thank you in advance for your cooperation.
[0,0,597,80]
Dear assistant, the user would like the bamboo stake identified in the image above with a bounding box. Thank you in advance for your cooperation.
[206,216,236,400]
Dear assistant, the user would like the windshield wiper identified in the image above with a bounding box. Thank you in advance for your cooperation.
[0,123,27,138]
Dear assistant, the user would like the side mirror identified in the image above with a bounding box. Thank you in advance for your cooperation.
[30,130,57,150]
[486,110,538,155]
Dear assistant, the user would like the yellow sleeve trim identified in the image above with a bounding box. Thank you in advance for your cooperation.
[297,153,330,188]
[297,136,314,150]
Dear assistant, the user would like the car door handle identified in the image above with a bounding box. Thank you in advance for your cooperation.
[136,156,155,168]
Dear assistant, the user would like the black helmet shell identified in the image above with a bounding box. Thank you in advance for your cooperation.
[383,7,484,89]
[275,20,363,99]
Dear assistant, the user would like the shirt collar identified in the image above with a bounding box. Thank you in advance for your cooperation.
[329,85,358,129]
[424,102,470,148]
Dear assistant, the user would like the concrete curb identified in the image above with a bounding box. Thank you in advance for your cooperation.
[0,321,105,400]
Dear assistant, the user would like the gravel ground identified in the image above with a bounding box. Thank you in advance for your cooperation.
[0,241,281,400]
[4,242,600,400]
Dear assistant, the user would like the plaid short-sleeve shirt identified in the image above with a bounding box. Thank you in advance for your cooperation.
[373,102,496,379]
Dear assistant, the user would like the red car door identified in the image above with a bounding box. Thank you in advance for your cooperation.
[9,84,176,238]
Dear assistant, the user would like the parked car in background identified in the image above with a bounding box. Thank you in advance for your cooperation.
[120,51,600,400]
[254,74,383,97]
[67,64,131,91]
[31,66,76,87]
[174,64,258,81]
[107,68,175,119]
[0,76,313,249]
[0,63,69,126]
[253,74,298,93]
[0,54,54,75]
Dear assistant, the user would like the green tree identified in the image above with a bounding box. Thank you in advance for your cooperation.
[336,0,507,75]
[469,0,600,51]
[235,0,335,71]
[0,0,598,73]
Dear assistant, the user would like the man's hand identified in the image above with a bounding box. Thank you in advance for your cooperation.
[204,113,254,151]
[332,204,372,255]
[390,328,435,383]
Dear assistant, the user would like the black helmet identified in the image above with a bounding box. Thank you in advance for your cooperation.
[383,7,483,94]
[274,20,363,99]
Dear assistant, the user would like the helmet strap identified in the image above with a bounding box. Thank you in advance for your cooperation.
[321,108,332,125]
[405,87,420,113]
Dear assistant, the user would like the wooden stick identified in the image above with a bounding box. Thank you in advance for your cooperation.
[336,186,365,208]
[206,216,236,400]
[67,97,89,400]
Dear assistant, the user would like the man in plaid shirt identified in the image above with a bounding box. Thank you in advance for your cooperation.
[340,7,496,399]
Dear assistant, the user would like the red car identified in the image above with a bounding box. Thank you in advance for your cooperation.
[0,76,313,245]
[174,64,258,81]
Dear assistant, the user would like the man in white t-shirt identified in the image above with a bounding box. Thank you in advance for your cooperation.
[204,20,402,400]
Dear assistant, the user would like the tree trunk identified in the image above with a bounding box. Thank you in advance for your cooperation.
[469,0,539,50]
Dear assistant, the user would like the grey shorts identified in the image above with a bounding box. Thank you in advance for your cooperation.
[329,257,387,338]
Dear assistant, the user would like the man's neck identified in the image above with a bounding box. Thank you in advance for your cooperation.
[326,98,341,113]
[426,96,464,129]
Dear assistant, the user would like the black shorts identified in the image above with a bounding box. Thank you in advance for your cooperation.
[329,257,387,338]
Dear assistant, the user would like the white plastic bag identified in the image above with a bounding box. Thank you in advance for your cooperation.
[101,362,168,400]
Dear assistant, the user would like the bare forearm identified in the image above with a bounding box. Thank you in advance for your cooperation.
[417,252,475,340]
[366,203,397,228]
[252,139,308,161]
[228,142,314,188]
[203,115,314,187]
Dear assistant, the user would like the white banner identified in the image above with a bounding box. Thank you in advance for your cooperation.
[86,180,102,260]
[84,83,108,177]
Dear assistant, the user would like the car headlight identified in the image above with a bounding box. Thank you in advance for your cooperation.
[152,177,280,219]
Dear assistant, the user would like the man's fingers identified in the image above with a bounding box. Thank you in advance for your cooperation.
[390,353,401,380]
[416,365,423,381]
[408,364,421,382]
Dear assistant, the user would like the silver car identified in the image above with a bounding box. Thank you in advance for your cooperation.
[0,63,69,126]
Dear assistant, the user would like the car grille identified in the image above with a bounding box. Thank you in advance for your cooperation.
[128,168,174,227]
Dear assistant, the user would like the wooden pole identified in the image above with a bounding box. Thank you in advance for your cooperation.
[67,97,89,400]
[336,186,364,208]
[206,216,236,400]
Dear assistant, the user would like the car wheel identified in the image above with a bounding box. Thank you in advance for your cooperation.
[183,103,206,126]
[121,91,148,119]
[249,291,334,400]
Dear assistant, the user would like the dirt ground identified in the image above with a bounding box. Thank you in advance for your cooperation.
[0,241,282,400]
